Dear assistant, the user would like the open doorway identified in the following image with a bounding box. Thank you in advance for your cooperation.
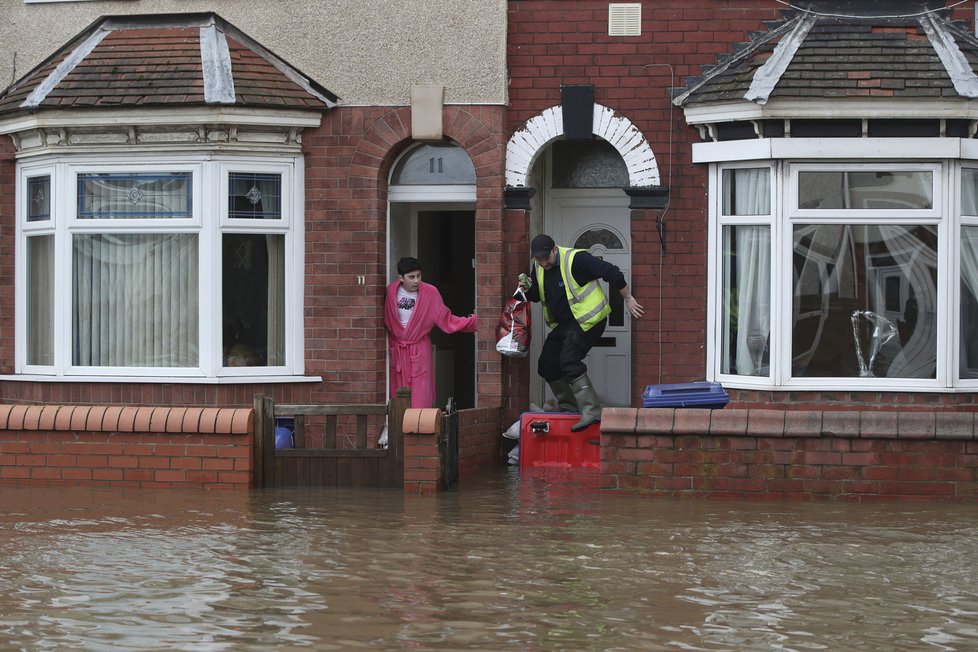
[388,142,478,409]
[389,205,476,408]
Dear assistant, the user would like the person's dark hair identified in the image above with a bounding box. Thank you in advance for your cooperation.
[397,257,422,276]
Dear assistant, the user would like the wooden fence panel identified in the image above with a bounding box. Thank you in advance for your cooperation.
[253,388,408,489]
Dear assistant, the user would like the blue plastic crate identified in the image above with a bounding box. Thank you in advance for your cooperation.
[642,382,729,409]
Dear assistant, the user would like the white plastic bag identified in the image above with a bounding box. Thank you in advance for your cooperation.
[502,420,520,440]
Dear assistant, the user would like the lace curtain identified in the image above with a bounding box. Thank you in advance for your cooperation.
[73,233,198,367]
[721,169,771,376]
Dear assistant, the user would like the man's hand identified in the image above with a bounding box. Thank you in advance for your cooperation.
[621,292,644,319]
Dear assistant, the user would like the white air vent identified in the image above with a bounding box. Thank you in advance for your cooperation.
[608,3,641,37]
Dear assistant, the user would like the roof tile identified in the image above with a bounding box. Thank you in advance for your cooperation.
[0,13,336,117]
[678,9,978,107]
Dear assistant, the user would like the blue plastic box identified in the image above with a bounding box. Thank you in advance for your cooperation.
[642,382,729,409]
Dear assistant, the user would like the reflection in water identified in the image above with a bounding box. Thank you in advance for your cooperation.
[2,469,978,650]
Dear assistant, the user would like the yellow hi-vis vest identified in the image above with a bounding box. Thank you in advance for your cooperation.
[536,246,611,331]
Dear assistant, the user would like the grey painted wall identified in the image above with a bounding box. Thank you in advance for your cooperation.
[0,0,508,106]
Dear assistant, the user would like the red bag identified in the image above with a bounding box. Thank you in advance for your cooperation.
[495,288,531,358]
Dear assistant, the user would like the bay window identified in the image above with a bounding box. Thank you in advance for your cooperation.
[17,157,302,379]
[711,159,976,390]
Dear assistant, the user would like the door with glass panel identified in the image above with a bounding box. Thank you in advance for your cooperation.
[547,190,632,407]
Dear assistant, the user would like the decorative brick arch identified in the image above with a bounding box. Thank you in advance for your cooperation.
[505,104,661,189]
[347,104,507,411]
[350,106,503,187]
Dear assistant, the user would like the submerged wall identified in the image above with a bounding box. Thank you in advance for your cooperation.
[602,407,978,500]
[0,404,253,487]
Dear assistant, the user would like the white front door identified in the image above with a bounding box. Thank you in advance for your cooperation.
[537,189,632,407]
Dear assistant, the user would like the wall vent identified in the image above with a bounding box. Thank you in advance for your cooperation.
[608,3,641,37]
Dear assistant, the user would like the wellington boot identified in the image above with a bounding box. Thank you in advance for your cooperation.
[547,378,579,412]
[569,373,602,432]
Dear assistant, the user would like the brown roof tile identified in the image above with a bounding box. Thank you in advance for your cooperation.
[677,8,978,108]
[0,13,336,117]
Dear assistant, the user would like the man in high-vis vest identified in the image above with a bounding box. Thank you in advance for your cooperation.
[518,234,644,431]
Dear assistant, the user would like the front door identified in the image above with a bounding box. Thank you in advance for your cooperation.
[542,189,632,407]
[388,204,476,410]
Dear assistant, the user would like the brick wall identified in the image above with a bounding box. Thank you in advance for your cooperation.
[403,407,505,494]
[0,104,506,417]
[459,406,505,472]
[602,407,978,500]
[0,405,253,488]
[504,2,795,403]
[503,1,978,413]
[0,138,15,374]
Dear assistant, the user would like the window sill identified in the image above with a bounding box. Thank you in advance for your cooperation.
[0,374,323,384]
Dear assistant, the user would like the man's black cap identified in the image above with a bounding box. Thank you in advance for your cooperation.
[531,234,556,259]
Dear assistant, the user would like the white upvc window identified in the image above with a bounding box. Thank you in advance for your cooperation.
[16,154,304,380]
[709,158,978,391]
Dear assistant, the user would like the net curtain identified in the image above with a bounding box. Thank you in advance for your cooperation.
[722,169,771,376]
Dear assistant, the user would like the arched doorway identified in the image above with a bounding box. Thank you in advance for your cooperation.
[507,100,667,409]
[528,139,633,407]
[388,142,477,409]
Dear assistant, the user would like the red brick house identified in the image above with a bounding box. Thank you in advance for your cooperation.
[505,0,978,499]
[2,2,978,498]
[0,11,506,488]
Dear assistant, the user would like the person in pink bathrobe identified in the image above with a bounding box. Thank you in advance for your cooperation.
[384,257,478,408]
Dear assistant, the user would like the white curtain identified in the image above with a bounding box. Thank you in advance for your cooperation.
[734,227,771,375]
[721,168,771,376]
[73,234,198,367]
[27,235,54,365]
[961,227,978,375]
[723,168,770,216]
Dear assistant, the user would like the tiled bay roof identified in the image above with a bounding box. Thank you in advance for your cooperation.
[675,5,978,108]
[0,13,337,117]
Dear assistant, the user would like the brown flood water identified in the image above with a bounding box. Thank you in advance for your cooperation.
[1,467,978,651]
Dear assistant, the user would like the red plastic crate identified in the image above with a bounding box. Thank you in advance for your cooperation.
[518,412,600,472]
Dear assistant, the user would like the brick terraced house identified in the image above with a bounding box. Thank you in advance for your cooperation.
[1,0,978,498]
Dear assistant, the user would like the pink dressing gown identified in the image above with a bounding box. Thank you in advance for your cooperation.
[385,280,478,408]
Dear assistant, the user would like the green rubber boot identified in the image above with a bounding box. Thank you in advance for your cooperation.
[547,378,579,412]
[569,373,602,432]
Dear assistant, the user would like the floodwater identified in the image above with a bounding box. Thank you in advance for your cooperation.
[2,469,978,651]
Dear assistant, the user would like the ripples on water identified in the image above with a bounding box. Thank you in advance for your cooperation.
[1,468,978,651]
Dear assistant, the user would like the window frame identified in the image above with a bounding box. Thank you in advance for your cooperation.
[956,165,978,387]
[14,153,306,381]
[709,158,967,392]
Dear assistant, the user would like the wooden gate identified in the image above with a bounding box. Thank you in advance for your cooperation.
[253,389,408,489]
